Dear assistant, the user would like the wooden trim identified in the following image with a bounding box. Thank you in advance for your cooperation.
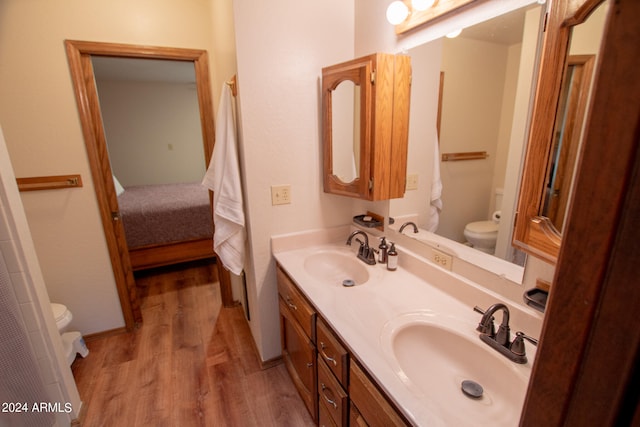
[441,151,488,161]
[65,40,140,329]
[395,0,484,35]
[64,40,227,327]
[128,238,215,271]
[82,326,128,342]
[513,0,604,264]
[16,174,82,191]
[521,0,640,424]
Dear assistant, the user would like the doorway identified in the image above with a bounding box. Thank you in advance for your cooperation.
[65,40,232,330]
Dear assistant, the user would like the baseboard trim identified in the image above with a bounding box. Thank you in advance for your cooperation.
[83,326,127,342]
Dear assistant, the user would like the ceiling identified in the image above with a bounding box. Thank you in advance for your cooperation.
[460,6,531,45]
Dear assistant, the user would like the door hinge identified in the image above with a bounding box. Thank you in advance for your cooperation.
[371,70,376,84]
[369,178,374,190]
[111,211,121,221]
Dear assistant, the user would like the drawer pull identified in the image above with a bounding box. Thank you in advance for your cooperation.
[306,362,313,368]
[285,296,298,311]
[320,383,338,409]
[319,342,337,366]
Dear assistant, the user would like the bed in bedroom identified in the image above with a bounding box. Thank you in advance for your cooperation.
[117,182,215,271]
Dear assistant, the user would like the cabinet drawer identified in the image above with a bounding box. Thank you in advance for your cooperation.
[318,355,348,426]
[277,266,316,340]
[319,397,338,427]
[350,361,409,427]
[317,317,349,386]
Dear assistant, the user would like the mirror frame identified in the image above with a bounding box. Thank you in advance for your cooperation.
[322,57,372,199]
[513,0,605,264]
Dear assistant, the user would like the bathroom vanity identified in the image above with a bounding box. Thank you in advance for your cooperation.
[273,226,543,426]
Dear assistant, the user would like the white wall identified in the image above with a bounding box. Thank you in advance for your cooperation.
[232,0,355,360]
[96,79,205,186]
[438,36,511,242]
[0,0,225,335]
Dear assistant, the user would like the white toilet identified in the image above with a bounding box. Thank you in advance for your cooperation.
[463,188,503,254]
[51,303,89,365]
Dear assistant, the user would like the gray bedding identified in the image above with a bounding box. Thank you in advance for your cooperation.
[118,182,212,249]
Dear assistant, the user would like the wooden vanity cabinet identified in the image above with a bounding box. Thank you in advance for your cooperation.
[277,265,409,426]
[277,267,317,421]
[350,360,409,426]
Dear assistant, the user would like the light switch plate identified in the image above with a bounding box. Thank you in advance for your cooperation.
[406,174,419,190]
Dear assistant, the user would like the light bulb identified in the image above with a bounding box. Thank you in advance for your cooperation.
[412,0,435,11]
[446,28,462,38]
[386,1,409,25]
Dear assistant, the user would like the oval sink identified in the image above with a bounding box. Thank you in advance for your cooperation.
[381,313,529,426]
[303,250,370,286]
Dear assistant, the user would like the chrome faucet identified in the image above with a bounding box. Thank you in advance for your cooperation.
[474,304,537,364]
[346,231,376,265]
[399,221,418,234]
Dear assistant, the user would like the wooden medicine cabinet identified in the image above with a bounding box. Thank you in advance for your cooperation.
[513,0,609,264]
[322,53,411,200]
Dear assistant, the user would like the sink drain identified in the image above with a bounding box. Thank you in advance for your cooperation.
[461,380,484,399]
[342,279,355,287]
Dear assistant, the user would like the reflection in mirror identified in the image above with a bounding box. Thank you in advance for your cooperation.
[540,1,608,233]
[389,3,546,283]
[331,81,361,183]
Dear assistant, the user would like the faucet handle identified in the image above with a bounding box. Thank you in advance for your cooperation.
[510,331,538,356]
[473,306,495,336]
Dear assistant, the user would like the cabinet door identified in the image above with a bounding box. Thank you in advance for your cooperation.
[322,53,411,201]
[280,298,317,421]
[322,55,373,199]
[349,361,409,427]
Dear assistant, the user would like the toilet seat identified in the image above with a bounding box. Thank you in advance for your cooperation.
[464,220,498,237]
[51,303,72,332]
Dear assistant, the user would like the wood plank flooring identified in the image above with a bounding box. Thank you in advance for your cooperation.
[72,261,314,427]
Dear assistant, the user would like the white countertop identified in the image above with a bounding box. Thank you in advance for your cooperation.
[272,226,543,426]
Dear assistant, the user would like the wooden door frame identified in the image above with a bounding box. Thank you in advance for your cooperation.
[521,0,640,424]
[65,40,233,330]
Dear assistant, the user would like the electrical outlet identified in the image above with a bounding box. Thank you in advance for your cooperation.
[432,249,453,270]
[406,174,419,190]
[271,185,291,205]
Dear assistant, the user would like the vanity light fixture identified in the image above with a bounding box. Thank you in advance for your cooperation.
[386,0,437,25]
[386,1,410,25]
[446,28,463,38]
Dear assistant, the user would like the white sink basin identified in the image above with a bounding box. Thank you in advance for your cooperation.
[303,249,370,286]
[381,312,529,426]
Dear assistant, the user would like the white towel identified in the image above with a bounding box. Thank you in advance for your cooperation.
[202,83,246,275]
[427,133,443,232]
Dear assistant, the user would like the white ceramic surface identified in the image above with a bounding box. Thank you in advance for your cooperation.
[303,248,370,286]
[272,228,542,426]
[380,312,529,426]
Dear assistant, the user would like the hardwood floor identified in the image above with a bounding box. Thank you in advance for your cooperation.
[72,260,314,427]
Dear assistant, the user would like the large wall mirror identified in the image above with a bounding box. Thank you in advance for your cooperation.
[389,2,547,284]
[513,0,609,264]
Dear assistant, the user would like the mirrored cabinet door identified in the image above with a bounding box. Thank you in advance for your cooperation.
[322,53,411,201]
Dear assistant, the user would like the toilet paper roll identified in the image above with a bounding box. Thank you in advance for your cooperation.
[492,211,502,223]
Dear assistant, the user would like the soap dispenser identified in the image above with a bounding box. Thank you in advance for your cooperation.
[378,237,388,264]
[387,242,398,271]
